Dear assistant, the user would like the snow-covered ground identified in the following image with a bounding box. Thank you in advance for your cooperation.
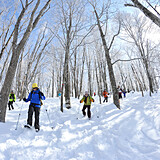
[0,92,160,160]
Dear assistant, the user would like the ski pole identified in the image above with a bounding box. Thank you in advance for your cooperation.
[15,102,23,130]
[14,102,19,108]
[94,103,99,118]
[76,103,82,119]
[45,109,53,129]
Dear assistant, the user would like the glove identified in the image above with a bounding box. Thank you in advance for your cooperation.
[13,100,15,102]
[93,100,95,102]
[40,92,44,96]
[80,100,81,103]
[23,98,26,102]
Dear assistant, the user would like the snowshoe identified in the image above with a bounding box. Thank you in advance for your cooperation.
[24,124,32,129]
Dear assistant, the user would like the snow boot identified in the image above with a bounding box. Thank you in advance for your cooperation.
[24,124,32,129]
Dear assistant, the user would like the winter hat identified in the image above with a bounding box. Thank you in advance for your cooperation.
[32,83,38,88]
[85,91,88,94]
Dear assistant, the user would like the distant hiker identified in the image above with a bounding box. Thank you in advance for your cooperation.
[94,92,96,96]
[8,90,16,110]
[23,83,45,132]
[122,90,126,98]
[103,89,109,103]
[58,92,61,97]
[80,91,94,120]
[117,86,122,99]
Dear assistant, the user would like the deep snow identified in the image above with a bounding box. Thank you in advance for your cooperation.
[0,92,160,160]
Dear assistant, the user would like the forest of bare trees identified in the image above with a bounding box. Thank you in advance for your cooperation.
[0,0,160,122]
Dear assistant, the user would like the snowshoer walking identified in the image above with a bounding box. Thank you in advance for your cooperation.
[122,90,126,98]
[23,83,45,132]
[80,91,94,120]
[118,86,122,99]
[117,86,122,103]
[103,89,109,103]
[8,90,16,110]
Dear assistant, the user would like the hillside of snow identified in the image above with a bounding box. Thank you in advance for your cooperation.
[0,92,160,160]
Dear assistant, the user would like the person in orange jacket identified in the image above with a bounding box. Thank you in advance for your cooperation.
[103,89,109,103]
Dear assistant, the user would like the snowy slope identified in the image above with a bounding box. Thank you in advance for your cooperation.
[0,92,160,160]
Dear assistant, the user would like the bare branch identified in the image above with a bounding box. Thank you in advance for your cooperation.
[0,10,4,15]
[146,1,160,17]
[70,24,96,58]
[124,3,136,7]
[20,0,24,9]
[112,57,141,65]
[28,0,34,6]
[108,20,121,50]
[32,0,51,29]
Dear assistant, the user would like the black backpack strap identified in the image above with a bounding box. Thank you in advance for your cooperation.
[30,91,33,100]
[38,91,42,100]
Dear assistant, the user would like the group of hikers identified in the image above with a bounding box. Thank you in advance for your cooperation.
[102,86,126,103]
[8,83,126,131]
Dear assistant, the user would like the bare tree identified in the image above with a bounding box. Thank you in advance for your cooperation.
[0,6,16,61]
[89,1,120,109]
[121,13,155,96]
[86,49,93,96]
[131,64,144,96]
[79,45,86,98]
[94,55,102,104]
[125,0,160,28]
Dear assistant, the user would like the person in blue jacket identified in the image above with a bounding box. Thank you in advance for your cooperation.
[23,83,45,132]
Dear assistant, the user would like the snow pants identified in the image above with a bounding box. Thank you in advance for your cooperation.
[82,105,91,118]
[119,93,122,99]
[27,104,40,130]
[8,101,14,110]
[103,97,108,103]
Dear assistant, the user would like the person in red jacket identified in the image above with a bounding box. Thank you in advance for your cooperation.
[103,89,109,103]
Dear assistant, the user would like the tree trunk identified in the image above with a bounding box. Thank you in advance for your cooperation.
[79,47,85,97]
[52,69,54,97]
[102,63,108,92]
[61,84,64,112]
[94,10,120,109]
[64,30,71,109]
[73,50,78,98]
[131,65,144,96]
[94,58,102,104]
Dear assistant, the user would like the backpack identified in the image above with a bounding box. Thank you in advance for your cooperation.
[83,95,94,103]
[31,91,43,106]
